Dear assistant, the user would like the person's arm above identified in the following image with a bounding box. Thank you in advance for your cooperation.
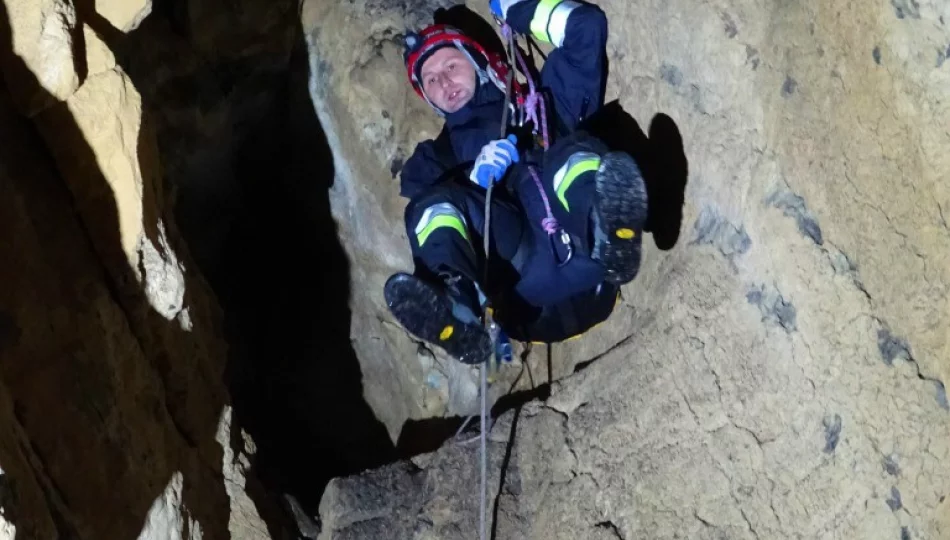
[491,0,608,129]
[493,0,606,53]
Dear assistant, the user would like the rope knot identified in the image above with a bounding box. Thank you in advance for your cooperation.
[523,92,540,128]
[541,217,559,234]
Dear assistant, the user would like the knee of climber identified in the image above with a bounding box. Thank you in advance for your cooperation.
[551,151,602,212]
[409,201,472,251]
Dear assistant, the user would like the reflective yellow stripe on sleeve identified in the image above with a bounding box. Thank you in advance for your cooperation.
[530,0,581,47]
[552,152,601,212]
[414,203,470,246]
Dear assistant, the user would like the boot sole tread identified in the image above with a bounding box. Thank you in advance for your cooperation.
[384,274,491,365]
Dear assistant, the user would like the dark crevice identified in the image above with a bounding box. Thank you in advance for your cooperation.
[11,403,78,539]
[595,519,624,539]
[694,511,714,528]
[490,406,521,540]
[574,333,637,374]
[493,383,552,415]
[191,21,399,520]
[99,0,398,523]
[875,320,949,411]
[397,379,552,459]
[396,415,470,457]
[3,0,398,537]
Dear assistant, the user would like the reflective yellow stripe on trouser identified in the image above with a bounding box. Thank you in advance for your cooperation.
[414,202,469,246]
[552,152,601,212]
[530,0,581,47]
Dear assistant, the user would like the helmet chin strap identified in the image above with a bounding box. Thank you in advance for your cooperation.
[455,44,490,86]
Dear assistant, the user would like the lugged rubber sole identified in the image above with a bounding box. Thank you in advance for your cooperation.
[591,152,649,285]
[384,273,491,365]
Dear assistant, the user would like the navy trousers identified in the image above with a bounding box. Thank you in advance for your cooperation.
[403,131,619,343]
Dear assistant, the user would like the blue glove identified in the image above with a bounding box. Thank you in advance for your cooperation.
[469,135,519,188]
[489,0,523,20]
[489,0,504,18]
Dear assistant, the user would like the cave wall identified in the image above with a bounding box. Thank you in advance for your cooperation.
[0,0,285,537]
[3,0,408,534]
[2,0,948,536]
[302,0,950,538]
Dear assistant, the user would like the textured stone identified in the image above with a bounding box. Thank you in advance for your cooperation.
[36,68,152,270]
[0,0,79,114]
[135,473,197,540]
[215,407,271,539]
[94,0,152,32]
[4,76,242,537]
[0,375,57,539]
[82,23,118,78]
[0,3,281,539]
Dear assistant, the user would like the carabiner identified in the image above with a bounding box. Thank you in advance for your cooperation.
[551,229,574,267]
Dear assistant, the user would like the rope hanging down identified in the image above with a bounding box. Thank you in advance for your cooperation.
[475,20,516,540]
[478,20,558,540]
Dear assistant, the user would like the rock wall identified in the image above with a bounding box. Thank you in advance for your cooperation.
[2,0,407,534]
[305,0,950,538]
[2,0,948,535]
[0,0,293,537]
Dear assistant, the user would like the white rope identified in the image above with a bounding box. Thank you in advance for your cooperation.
[479,360,488,540]
[477,21,519,540]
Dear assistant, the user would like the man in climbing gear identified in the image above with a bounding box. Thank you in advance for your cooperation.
[384,0,649,365]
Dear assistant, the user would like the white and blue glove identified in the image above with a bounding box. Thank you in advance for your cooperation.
[469,134,519,188]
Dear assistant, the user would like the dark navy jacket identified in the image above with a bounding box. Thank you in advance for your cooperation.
[399,1,608,199]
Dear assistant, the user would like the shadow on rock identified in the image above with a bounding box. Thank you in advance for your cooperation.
[81,0,399,523]
[0,1,233,537]
[2,0,401,537]
[581,101,689,251]
[395,379,551,457]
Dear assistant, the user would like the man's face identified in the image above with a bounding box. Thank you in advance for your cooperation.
[420,47,477,114]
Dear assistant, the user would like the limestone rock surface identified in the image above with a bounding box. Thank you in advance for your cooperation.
[94,0,152,32]
[305,0,950,538]
[1,0,79,113]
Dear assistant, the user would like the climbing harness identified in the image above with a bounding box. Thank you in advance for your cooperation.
[529,166,574,266]
[500,24,574,267]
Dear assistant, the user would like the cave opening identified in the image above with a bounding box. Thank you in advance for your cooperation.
[103,0,402,519]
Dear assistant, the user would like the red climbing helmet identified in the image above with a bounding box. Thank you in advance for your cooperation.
[403,24,523,112]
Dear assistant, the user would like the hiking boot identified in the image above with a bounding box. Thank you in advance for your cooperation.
[591,151,649,285]
[384,272,492,365]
